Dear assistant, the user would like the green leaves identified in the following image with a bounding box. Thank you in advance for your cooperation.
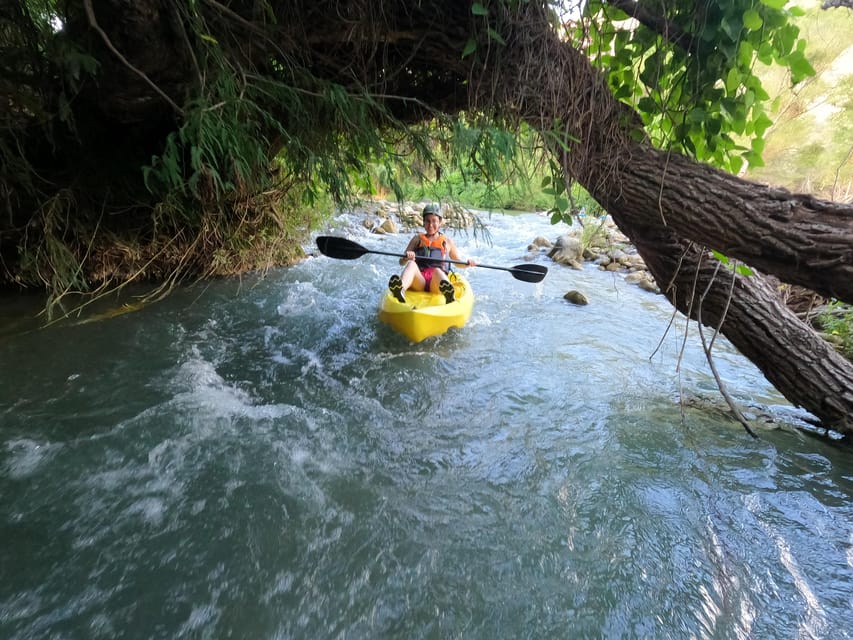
[487,28,506,45]
[712,250,754,277]
[742,9,763,31]
[583,0,817,173]
[465,1,507,57]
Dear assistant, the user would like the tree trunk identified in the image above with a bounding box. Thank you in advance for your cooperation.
[613,147,853,303]
[470,6,853,432]
[612,192,853,432]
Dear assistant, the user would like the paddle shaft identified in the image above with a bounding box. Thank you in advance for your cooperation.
[354,247,484,271]
[316,235,547,283]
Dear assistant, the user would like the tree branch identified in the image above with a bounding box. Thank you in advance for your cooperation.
[82,0,183,115]
[604,0,695,52]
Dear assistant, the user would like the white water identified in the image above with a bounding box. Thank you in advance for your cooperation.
[1,210,851,639]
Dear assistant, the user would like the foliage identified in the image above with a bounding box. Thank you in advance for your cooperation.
[576,211,609,253]
[358,117,601,214]
[816,301,853,359]
[0,0,842,311]
[577,0,815,174]
[2,0,408,311]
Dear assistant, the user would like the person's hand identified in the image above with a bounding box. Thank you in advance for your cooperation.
[406,250,416,261]
[467,258,476,267]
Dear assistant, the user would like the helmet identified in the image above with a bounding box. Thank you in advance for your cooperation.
[422,203,442,218]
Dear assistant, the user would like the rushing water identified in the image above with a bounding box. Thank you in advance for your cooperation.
[1,210,852,639]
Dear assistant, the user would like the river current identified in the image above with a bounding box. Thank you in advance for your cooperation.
[1,209,852,639]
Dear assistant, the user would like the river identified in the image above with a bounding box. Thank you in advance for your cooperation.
[1,209,852,639]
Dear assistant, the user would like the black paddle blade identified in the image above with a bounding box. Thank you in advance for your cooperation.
[508,264,548,283]
[316,236,368,260]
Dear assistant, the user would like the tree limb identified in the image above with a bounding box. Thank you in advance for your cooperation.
[82,0,183,115]
[604,0,695,52]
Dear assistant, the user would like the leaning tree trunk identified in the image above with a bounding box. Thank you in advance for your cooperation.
[470,3,853,433]
[615,147,853,304]
[610,189,853,432]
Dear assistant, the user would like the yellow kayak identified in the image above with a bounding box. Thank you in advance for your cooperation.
[378,272,474,342]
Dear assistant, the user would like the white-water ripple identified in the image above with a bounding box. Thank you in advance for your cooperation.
[1,210,851,639]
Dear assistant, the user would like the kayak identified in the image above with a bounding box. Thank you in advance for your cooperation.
[378,272,474,342]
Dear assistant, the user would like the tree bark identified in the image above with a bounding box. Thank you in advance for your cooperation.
[610,184,853,432]
[468,5,853,432]
[614,147,853,304]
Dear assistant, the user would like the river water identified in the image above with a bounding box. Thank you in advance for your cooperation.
[1,210,852,639]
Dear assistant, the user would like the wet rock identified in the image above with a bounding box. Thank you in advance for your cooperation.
[548,235,584,269]
[564,290,589,305]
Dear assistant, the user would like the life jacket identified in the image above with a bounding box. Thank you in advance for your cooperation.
[415,233,451,272]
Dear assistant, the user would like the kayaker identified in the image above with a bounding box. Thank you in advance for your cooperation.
[388,203,476,304]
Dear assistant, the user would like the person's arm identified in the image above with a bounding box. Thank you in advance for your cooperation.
[400,236,418,265]
[448,238,476,267]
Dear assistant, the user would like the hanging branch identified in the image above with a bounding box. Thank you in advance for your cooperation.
[696,254,758,438]
[82,0,184,115]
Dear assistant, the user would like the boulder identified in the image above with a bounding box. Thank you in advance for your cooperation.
[626,271,660,293]
[563,290,589,305]
[548,234,584,269]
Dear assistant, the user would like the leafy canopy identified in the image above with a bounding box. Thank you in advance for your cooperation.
[578,0,814,173]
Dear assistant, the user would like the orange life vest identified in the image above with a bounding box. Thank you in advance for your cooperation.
[415,233,450,272]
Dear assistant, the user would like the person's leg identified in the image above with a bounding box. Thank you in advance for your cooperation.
[403,262,426,291]
[431,269,455,303]
[429,268,448,293]
[389,262,425,303]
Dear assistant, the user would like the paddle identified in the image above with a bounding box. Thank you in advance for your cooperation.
[316,235,548,283]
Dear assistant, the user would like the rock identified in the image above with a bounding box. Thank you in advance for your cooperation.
[379,219,397,234]
[564,290,589,305]
[637,277,660,294]
[531,236,553,248]
[624,254,647,269]
[625,271,660,293]
[548,234,584,269]
[610,248,628,263]
[539,220,658,294]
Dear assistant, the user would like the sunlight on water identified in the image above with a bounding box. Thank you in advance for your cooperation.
[1,210,852,639]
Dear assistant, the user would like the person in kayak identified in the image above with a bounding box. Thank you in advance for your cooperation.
[388,203,476,304]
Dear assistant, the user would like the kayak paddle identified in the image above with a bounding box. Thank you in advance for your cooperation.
[316,235,548,283]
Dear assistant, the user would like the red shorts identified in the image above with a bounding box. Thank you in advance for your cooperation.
[421,267,436,289]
